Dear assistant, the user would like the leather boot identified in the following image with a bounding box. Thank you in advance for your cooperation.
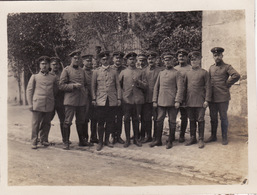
[124,121,131,148]
[133,120,142,147]
[63,124,70,150]
[83,121,89,141]
[179,117,188,142]
[205,121,218,143]
[90,119,99,143]
[166,122,176,149]
[150,121,163,147]
[142,121,153,143]
[96,125,104,151]
[140,120,146,141]
[185,121,197,146]
[76,124,93,147]
[221,120,228,145]
[152,121,157,142]
[60,123,65,143]
[105,122,114,147]
[198,121,205,148]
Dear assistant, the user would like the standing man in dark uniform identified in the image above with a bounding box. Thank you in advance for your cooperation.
[206,47,240,145]
[92,51,121,151]
[184,51,211,148]
[141,51,164,143]
[26,56,57,149]
[82,53,98,144]
[151,52,183,149]
[111,51,126,144]
[59,50,91,150]
[119,52,147,147]
[47,57,66,144]
[174,49,192,143]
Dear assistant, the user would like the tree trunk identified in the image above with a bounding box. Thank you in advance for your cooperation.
[17,78,22,105]
[21,71,27,105]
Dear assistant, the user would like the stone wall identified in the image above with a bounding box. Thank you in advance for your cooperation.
[202,10,247,134]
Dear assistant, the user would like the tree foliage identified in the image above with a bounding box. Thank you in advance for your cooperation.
[132,11,202,53]
[8,13,75,74]
[71,12,129,51]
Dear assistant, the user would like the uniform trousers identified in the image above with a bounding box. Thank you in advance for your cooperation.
[84,103,98,141]
[156,106,178,142]
[31,111,52,145]
[63,105,86,128]
[141,103,157,139]
[96,99,116,143]
[209,101,229,137]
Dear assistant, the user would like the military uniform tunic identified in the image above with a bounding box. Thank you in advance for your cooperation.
[185,67,211,107]
[92,66,121,107]
[119,66,147,105]
[59,65,88,106]
[153,68,183,107]
[209,61,240,103]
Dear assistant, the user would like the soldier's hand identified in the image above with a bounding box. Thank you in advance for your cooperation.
[203,101,209,108]
[92,100,96,106]
[118,100,121,106]
[29,105,33,112]
[153,102,158,108]
[175,102,180,109]
[73,83,82,89]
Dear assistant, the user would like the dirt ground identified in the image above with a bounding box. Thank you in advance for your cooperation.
[8,140,216,186]
[7,104,247,186]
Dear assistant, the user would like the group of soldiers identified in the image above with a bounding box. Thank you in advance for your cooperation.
[26,47,240,151]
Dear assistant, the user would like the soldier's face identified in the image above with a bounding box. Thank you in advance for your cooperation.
[127,57,136,67]
[190,57,201,68]
[163,58,174,69]
[100,57,109,66]
[40,60,50,73]
[71,55,80,66]
[178,53,188,64]
[213,53,223,63]
[147,57,156,67]
[137,58,147,67]
[113,56,123,66]
[83,58,93,69]
[50,61,60,72]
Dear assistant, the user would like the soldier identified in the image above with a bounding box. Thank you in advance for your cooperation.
[119,52,147,147]
[184,51,211,148]
[26,56,57,149]
[206,47,240,145]
[137,53,148,70]
[141,51,164,143]
[59,50,91,150]
[47,57,66,144]
[92,51,121,151]
[111,51,126,144]
[151,52,183,149]
[174,49,192,143]
[82,53,99,144]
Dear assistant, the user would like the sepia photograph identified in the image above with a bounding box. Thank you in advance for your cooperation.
[0,0,256,194]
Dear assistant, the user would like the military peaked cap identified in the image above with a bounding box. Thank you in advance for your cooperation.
[69,50,81,57]
[188,51,202,59]
[176,49,189,56]
[137,53,147,60]
[211,47,224,54]
[161,52,176,59]
[37,56,50,63]
[50,57,61,63]
[98,51,110,59]
[146,51,158,58]
[125,52,137,59]
[81,53,93,59]
[113,51,125,58]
